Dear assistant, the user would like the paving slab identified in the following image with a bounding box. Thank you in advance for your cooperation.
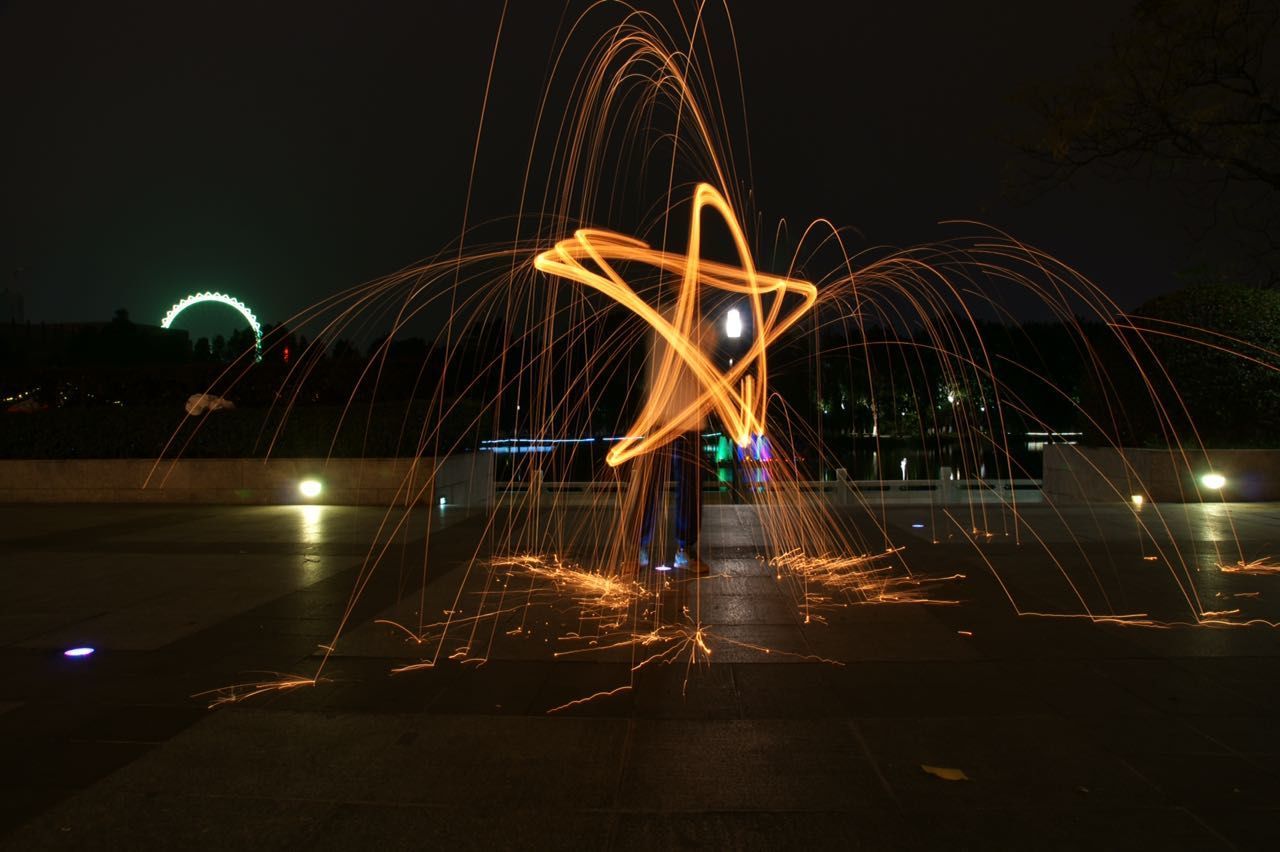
[1,502,1279,850]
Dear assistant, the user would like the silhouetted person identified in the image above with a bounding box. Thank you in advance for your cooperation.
[636,317,715,575]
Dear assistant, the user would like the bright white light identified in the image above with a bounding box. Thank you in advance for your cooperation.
[654,564,672,572]
[725,308,742,339]
[64,647,94,658]
[298,479,323,499]
[1131,494,1145,507]
[439,496,447,507]
[911,523,925,529]
[1201,473,1226,490]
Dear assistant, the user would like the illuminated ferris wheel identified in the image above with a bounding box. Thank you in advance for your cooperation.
[160,291,263,362]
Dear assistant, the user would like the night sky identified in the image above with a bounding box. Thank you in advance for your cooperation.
[2,0,1185,333]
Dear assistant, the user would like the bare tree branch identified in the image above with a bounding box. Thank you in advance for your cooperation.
[1010,0,1280,279]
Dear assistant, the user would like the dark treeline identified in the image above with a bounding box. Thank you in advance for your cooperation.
[769,319,1091,443]
[4,283,1280,459]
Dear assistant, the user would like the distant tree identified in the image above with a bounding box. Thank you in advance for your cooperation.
[386,337,429,361]
[330,338,360,361]
[261,322,298,364]
[194,336,211,360]
[1015,0,1280,280]
[1096,284,1280,447]
[212,334,226,361]
[979,320,1094,431]
[227,326,256,361]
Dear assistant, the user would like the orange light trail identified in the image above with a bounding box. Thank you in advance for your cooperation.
[534,182,816,465]
[161,1,1280,715]
[1220,558,1280,575]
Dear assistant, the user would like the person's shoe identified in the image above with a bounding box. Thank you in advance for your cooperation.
[674,547,710,575]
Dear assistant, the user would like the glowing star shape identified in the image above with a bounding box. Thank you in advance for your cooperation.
[534,182,816,466]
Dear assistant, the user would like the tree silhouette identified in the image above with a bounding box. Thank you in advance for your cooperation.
[1086,284,1280,447]
[1016,0,1280,280]
[330,338,360,361]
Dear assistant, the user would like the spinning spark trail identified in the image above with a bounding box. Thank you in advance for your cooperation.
[534,182,816,464]
[170,1,1280,711]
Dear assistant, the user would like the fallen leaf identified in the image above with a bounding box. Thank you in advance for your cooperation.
[921,764,968,781]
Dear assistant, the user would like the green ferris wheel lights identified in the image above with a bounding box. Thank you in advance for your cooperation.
[160,291,263,362]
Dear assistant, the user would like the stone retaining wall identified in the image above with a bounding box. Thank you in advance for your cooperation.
[0,454,494,506]
[1042,445,1280,503]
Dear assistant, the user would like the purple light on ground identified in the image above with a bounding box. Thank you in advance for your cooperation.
[654,565,672,572]
[63,647,95,658]
[912,523,925,529]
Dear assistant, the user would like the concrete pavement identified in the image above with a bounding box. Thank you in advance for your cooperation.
[2,502,1279,850]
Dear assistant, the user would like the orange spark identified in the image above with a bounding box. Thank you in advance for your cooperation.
[1220,558,1280,575]
[534,182,816,465]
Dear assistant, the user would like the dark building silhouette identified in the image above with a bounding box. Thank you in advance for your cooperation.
[0,319,189,367]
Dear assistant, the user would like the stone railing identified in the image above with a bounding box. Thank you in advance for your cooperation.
[495,469,1043,507]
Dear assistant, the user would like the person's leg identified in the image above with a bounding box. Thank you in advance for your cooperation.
[637,451,662,567]
[674,431,706,572]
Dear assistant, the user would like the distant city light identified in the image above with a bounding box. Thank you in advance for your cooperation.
[63,647,94,658]
[439,496,447,507]
[911,523,925,529]
[725,308,743,339]
[1131,494,1145,507]
[654,564,672,572]
[1201,473,1226,490]
[298,479,323,499]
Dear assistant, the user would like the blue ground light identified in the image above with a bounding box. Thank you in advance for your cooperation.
[62,647,95,658]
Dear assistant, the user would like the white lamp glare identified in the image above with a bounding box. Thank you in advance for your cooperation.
[725,308,742,339]
[298,479,323,499]
[1201,473,1226,490]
